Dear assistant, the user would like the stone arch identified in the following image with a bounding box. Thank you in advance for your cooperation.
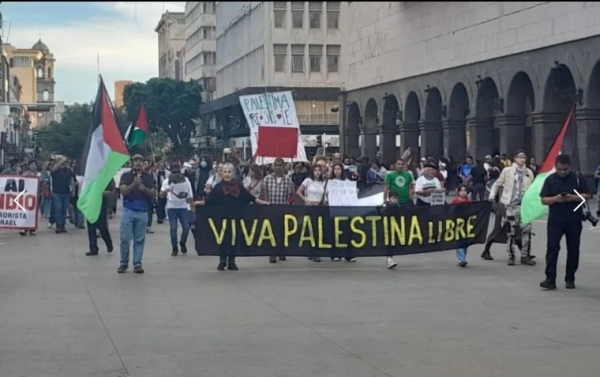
[401,91,420,155]
[346,102,360,158]
[535,64,577,161]
[446,83,469,161]
[422,87,443,158]
[581,60,600,173]
[381,95,400,163]
[503,72,536,158]
[362,99,378,157]
[472,77,500,159]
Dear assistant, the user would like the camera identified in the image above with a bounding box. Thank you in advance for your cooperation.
[581,203,599,227]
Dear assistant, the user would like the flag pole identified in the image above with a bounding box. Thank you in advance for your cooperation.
[97,51,100,84]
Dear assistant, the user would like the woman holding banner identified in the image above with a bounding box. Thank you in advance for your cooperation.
[327,162,357,263]
[201,163,270,271]
[296,164,328,262]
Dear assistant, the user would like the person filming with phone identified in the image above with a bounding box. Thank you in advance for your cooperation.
[539,154,590,290]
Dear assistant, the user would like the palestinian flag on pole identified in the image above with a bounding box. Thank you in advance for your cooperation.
[77,76,130,223]
[124,103,149,148]
[520,104,577,225]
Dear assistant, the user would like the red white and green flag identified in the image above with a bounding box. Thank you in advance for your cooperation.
[77,77,130,223]
[520,105,577,224]
[124,103,149,148]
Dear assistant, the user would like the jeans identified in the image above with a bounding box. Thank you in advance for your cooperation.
[40,196,52,218]
[88,206,112,251]
[167,208,191,250]
[73,204,84,227]
[119,208,148,267]
[147,200,154,227]
[545,220,582,282]
[52,193,70,227]
[456,247,467,263]
[156,197,167,221]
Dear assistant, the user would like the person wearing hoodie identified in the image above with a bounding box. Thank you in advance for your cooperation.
[160,164,194,256]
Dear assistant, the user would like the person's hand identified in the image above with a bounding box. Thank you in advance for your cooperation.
[133,175,142,186]
[555,194,566,203]
[565,194,581,202]
[193,200,205,206]
[261,201,270,206]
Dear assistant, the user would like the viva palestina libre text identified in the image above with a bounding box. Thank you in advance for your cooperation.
[195,202,492,257]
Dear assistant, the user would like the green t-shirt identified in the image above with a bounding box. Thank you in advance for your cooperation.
[385,170,413,203]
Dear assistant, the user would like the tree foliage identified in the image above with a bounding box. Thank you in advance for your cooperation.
[36,103,127,160]
[122,77,203,157]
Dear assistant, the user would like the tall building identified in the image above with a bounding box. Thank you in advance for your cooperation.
[340,2,600,175]
[114,80,132,109]
[3,39,56,128]
[184,2,216,102]
[155,11,186,80]
[197,1,348,159]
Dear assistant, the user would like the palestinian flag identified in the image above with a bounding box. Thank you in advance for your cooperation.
[520,104,577,225]
[77,77,130,223]
[125,103,149,148]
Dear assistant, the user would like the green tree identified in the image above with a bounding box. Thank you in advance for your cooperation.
[122,77,203,158]
[36,103,128,159]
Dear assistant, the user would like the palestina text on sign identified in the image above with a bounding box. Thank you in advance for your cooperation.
[194,202,492,257]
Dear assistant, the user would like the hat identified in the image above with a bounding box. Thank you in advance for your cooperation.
[170,163,181,172]
[424,161,438,169]
[131,154,144,160]
[485,155,492,160]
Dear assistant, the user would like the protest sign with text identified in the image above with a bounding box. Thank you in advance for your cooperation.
[0,176,39,230]
[239,91,309,164]
[327,180,358,206]
[195,202,491,257]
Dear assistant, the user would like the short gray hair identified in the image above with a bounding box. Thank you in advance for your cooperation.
[221,163,235,172]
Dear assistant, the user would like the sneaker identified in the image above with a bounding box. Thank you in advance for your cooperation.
[117,265,128,273]
[146,227,154,234]
[278,256,286,261]
[458,261,468,268]
[565,281,576,289]
[346,257,357,262]
[171,249,178,257]
[86,250,99,256]
[107,244,113,253]
[29,230,36,236]
[540,279,556,290]
[180,243,187,254]
[47,223,54,229]
[133,266,144,274]
[227,263,239,271]
[520,256,536,266]
[331,257,342,261]
[313,256,321,262]
[19,231,27,236]
[217,262,226,271]
[269,256,277,263]
[386,257,398,269]
[507,256,515,266]
[480,250,493,260]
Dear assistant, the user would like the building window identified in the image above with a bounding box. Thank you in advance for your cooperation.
[291,2,304,29]
[47,67,52,79]
[274,10,286,28]
[309,2,322,29]
[291,44,305,73]
[273,44,287,72]
[309,45,322,73]
[42,90,49,101]
[327,45,340,73]
[327,2,340,29]
[202,1,215,14]
[37,67,44,78]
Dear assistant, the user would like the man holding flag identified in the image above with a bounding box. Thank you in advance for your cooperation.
[488,149,537,266]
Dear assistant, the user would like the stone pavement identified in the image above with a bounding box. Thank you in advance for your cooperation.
[2,212,600,377]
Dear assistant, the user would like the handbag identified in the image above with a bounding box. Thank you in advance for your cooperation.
[318,180,329,206]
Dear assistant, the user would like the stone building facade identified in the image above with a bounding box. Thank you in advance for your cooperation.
[339,2,600,174]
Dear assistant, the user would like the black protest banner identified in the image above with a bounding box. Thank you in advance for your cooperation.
[195,202,492,257]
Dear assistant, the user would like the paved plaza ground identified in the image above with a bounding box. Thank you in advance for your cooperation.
[2,208,600,377]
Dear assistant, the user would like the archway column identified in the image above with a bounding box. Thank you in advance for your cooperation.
[399,122,420,158]
[575,106,600,173]
[346,129,360,158]
[467,117,494,160]
[361,127,378,158]
[442,119,466,161]
[379,125,397,163]
[496,114,527,157]
[532,112,567,163]
[419,120,442,159]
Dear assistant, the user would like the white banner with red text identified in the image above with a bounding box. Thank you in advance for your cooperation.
[0,175,39,230]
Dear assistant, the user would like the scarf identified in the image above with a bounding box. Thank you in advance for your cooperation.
[221,179,240,198]
[511,163,526,204]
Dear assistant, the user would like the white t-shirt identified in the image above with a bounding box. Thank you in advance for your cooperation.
[301,178,326,202]
[414,175,441,204]
[160,177,193,210]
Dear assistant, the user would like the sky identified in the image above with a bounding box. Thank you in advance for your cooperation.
[1,1,185,104]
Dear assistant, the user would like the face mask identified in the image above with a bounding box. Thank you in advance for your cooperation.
[200,161,207,168]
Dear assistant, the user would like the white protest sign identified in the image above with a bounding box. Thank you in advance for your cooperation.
[430,189,446,206]
[0,176,40,230]
[327,180,358,206]
[239,91,309,164]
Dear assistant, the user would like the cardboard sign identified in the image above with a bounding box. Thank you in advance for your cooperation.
[0,175,40,230]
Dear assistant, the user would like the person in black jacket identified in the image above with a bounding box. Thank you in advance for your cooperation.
[86,179,115,256]
[197,163,269,271]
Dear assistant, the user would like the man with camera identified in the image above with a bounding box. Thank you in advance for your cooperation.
[539,154,591,290]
